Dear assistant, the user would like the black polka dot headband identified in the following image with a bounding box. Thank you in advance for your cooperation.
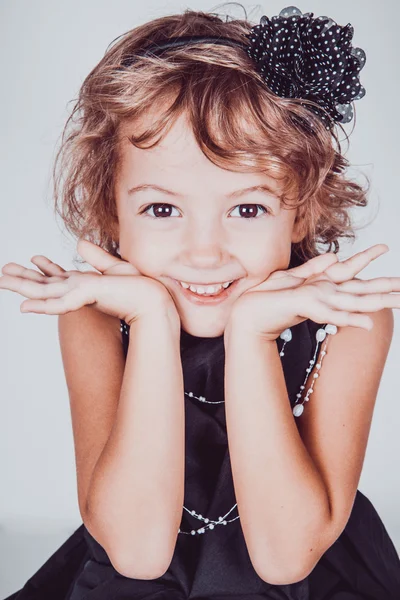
[121,5,366,132]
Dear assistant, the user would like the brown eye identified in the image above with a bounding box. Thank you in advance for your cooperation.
[140,203,180,218]
[140,203,269,219]
[230,204,269,219]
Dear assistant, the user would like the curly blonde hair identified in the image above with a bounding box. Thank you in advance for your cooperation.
[52,3,370,265]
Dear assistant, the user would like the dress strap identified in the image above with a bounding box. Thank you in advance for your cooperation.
[119,319,130,358]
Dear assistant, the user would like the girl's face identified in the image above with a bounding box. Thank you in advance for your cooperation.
[115,112,303,338]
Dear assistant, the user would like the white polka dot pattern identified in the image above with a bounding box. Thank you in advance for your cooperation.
[245,5,366,130]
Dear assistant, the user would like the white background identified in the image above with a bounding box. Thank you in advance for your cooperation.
[0,0,399,595]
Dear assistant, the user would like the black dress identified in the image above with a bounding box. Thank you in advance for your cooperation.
[4,316,400,600]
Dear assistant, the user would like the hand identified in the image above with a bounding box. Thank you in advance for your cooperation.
[228,244,400,341]
[0,239,180,327]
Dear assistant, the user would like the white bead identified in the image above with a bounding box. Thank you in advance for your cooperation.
[325,324,337,335]
[293,404,304,417]
[280,328,292,342]
[316,328,327,342]
[313,373,319,378]
[209,524,214,529]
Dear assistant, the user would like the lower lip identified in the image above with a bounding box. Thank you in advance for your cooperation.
[172,278,240,305]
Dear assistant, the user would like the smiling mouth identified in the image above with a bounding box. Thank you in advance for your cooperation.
[171,278,240,304]
[182,282,234,295]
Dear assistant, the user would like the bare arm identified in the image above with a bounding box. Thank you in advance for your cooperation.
[223,322,329,585]
[1,243,185,579]
[84,310,185,579]
[223,308,393,586]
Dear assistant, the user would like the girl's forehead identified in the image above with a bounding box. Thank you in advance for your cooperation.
[118,117,216,177]
[116,112,289,203]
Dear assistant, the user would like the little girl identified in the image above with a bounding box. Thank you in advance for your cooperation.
[2,4,400,599]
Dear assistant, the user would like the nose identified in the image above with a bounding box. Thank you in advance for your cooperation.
[181,221,229,269]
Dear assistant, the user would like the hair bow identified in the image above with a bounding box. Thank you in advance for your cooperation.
[245,5,366,129]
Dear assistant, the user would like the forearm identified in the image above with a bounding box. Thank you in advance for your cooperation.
[224,321,331,583]
[85,310,184,577]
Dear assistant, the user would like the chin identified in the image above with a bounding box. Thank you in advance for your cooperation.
[180,316,226,339]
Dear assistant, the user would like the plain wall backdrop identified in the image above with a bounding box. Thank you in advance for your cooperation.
[0,0,399,590]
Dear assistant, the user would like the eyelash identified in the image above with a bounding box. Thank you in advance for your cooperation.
[138,203,270,220]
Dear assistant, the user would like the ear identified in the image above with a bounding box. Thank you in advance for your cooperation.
[109,218,120,250]
[291,210,306,244]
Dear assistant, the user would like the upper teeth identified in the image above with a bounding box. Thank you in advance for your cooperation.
[178,280,233,294]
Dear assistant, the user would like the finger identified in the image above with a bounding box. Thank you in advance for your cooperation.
[21,288,90,315]
[2,263,48,282]
[0,275,68,299]
[2,263,67,284]
[307,303,373,331]
[323,288,400,312]
[77,239,125,274]
[324,244,389,284]
[288,252,339,279]
[295,287,375,330]
[30,256,68,276]
[337,277,400,294]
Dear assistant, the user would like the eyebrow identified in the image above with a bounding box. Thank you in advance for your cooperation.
[127,183,278,200]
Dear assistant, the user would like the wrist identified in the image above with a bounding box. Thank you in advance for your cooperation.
[127,301,181,337]
[224,316,278,346]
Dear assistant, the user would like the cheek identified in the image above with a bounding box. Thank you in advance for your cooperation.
[124,241,167,275]
[245,236,290,274]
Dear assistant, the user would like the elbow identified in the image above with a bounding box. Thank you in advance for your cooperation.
[110,551,172,580]
[249,545,320,586]
[252,558,315,586]
[107,534,175,580]
[247,517,334,585]
[84,509,175,580]
[109,522,178,579]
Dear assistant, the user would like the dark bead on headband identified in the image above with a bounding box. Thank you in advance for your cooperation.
[120,6,366,131]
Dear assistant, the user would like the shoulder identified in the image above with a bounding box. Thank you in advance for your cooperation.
[57,306,125,522]
[58,306,123,346]
[306,307,393,358]
[372,306,394,336]
[327,307,394,363]
[368,307,394,345]
[304,308,394,397]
